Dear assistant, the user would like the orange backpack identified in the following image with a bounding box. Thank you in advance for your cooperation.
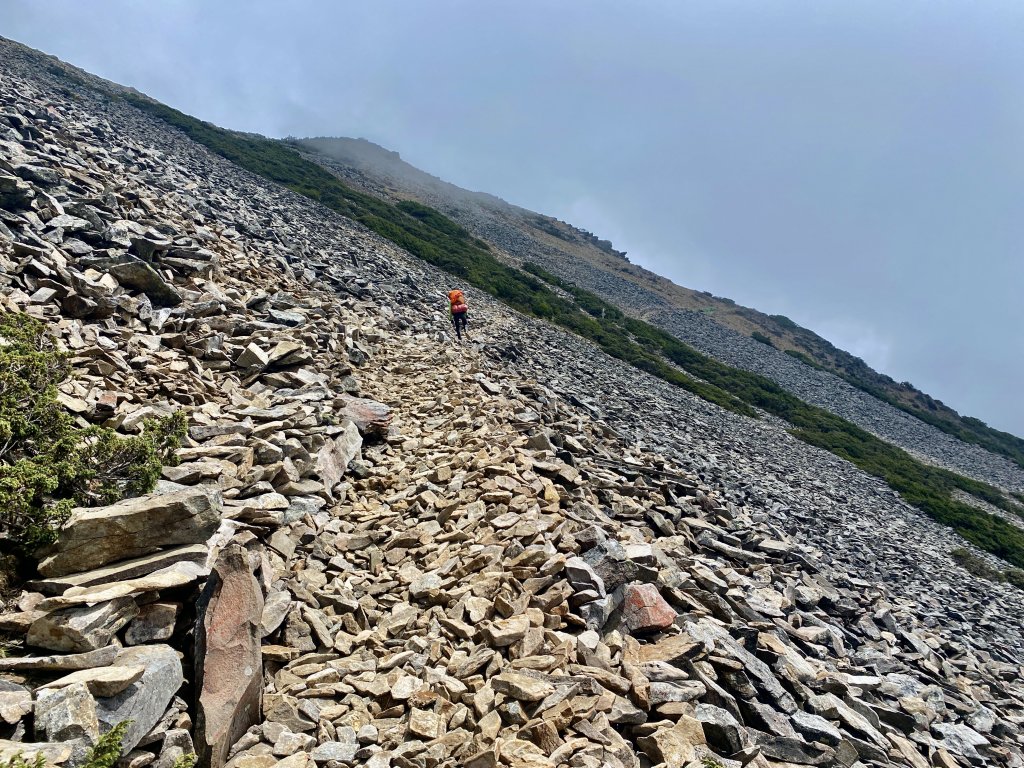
[448,290,468,314]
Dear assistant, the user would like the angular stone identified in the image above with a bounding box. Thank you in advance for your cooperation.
[236,343,270,369]
[695,702,747,755]
[409,572,443,600]
[41,665,146,698]
[34,682,99,743]
[751,731,836,765]
[261,590,292,637]
[108,259,182,307]
[621,583,676,633]
[336,396,392,437]
[564,557,606,598]
[195,543,265,768]
[309,738,357,763]
[491,672,555,702]
[483,615,530,647]
[791,711,843,746]
[125,602,179,645]
[637,634,702,664]
[0,681,31,726]
[636,717,706,768]
[649,680,707,705]
[583,541,640,591]
[271,754,310,768]
[27,596,139,653]
[314,422,361,498]
[95,645,184,754]
[36,560,206,610]
[0,646,118,672]
[29,544,209,596]
[932,722,989,759]
[407,708,443,740]
[38,487,222,577]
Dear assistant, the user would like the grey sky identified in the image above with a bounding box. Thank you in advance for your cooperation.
[6,1,1023,435]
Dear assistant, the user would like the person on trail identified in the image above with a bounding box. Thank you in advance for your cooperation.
[447,289,469,341]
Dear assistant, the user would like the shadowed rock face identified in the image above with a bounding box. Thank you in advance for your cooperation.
[1,34,1023,768]
[94,645,184,754]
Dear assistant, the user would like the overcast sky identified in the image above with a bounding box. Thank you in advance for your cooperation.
[6,1,1023,435]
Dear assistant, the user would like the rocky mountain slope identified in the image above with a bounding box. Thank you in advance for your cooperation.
[1,37,1022,768]
[295,138,1024,491]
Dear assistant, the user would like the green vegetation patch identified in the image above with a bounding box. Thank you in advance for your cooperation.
[0,313,185,552]
[951,547,1024,588]
[118,91,1024,572]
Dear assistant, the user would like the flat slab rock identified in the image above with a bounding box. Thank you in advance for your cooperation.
[37,487,222,577]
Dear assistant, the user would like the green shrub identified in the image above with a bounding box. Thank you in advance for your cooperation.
[751,331,775,347]
[0,753,45,768]
[951,547,1024,587]
[83,721,130,768]
[0,313,186,552]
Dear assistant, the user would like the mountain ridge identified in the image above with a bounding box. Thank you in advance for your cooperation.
[37,48,1024,566]
[295,136,1024,470]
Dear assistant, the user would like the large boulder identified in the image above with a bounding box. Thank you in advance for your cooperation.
[194,543,264,768]
[38,487,222,577]
[95,645,184,754]
[107,258,182,307]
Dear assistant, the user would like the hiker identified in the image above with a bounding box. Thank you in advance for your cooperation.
[447,289,469,341]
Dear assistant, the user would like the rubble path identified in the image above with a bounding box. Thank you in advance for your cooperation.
[230,326,1024,768]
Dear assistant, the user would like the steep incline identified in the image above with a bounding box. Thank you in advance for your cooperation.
[1,38,1022,768]
[296,138,1024,494]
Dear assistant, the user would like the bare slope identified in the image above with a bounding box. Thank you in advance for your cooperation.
[296,137,1024,483]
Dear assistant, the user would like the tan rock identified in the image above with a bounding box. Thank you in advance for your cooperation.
[408,708,444,739]
[491,672,555,703]
[27,597,139,653]
[38,487,222,577]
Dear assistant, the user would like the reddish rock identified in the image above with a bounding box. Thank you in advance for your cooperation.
[336,395,392,437]
[621,583,677,634]
[194,543,264,768]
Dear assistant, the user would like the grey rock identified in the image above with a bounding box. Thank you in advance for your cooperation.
[95,645,184,754]
[108,258,182,307]
[791,710,843,746]
[27,597,139,653]
[34,681,99,743]
[124,602,179,645]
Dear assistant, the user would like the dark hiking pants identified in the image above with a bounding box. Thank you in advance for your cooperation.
[452,311,468,339]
